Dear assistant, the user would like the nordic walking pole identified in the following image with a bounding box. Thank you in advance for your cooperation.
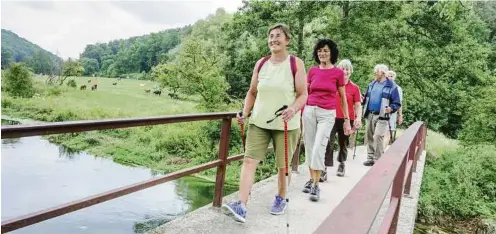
[266,105,290,233]
[353,126,360,160]
[284,120,290,234]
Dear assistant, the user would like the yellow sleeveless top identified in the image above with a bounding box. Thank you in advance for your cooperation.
[249,55,300,130]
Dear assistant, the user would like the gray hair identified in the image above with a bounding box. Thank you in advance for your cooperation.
[338,59,353,73]
[374,64,389,74]
[387,70,397,80]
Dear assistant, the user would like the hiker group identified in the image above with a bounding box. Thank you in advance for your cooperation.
[222,23,403,224]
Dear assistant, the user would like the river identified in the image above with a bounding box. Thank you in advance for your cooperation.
[1,118,237,234]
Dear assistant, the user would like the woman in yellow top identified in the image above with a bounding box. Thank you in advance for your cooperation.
[222,23,308,223]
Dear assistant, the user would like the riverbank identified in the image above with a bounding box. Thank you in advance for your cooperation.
[1,77,249,185]
[1,121,237,233]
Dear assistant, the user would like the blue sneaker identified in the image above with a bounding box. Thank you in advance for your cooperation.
[270,195,287,215]
[222,200,247,223]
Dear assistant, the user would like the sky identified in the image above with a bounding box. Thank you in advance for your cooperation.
[1,0,243,59]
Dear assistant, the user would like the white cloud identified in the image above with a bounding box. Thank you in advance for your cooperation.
[1,0,243,60]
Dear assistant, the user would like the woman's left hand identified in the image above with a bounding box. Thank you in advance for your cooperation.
[343,119,352,135]
[281,106,297,122]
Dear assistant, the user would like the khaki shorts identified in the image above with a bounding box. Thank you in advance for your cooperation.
[244,124,300,169]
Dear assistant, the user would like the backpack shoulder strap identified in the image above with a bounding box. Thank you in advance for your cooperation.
[290,55,297,91]
[257,56,271,74]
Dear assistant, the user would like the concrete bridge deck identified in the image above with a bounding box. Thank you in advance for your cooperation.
[150,145,426,234]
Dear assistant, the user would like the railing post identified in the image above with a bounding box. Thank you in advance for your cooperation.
[412,134,419,172]
[404,141,416,195]
[421,124,427,152]
[389,154,407,234]
[213,118,231,207]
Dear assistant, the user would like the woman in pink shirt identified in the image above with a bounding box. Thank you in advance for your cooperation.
[302,39,351,202]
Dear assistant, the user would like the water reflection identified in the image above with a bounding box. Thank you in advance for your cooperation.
[57,145,80,159]
[1,120,237,233]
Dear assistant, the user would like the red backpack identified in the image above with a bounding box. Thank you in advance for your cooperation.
[256,55,297,92]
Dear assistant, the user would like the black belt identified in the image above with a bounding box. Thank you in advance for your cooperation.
[369,111,389,120]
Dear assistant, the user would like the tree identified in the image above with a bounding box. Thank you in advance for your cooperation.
[80,57,99,76]
[152,63,183,98]
[62,59,85,77]
[1,48,14,69]
[157,37,230,110]
[3,63,35,98]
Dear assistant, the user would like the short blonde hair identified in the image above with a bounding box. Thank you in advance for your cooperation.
[387,70,397,80]
[338,59,353,73]
[374,64,389,74]
[268,23,291,40]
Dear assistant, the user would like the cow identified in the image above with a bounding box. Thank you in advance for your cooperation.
[153,90,162,96]
[112,82,117,85]
[91,84,98,91]
[168,93,179,99]
[80,85,87,90]
[145,89,151,93]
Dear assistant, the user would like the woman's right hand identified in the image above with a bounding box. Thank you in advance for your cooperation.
[236,111,245,125]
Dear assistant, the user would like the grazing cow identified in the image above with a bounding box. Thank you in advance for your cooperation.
[91,84,98,91]
[112,82,117,85]
[153,90,162,96]
[168,93,179,99]
[88,80,91,83]
[80,85,87,90]
[140,83,145,87]
[145,89,151,93]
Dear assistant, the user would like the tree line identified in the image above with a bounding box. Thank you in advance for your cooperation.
[3,1,495,144]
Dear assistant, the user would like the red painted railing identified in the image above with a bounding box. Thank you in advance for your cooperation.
[314,121,427,234]
[1,112,301,233]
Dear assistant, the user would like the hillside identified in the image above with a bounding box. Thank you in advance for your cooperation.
[1,29,63,73]
[78,25,192,78]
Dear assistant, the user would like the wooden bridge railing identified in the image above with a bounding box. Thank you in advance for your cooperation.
[0,112,301,233]
[314,121,427,234]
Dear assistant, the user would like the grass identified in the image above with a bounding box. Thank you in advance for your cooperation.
[2,76,248,184]
[416,129,496,233]
[5,76,200,119]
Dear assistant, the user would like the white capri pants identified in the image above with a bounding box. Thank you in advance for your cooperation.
[303,105,336,171]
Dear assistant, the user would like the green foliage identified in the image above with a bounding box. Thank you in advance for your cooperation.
[62,59,84,77]
[79,27,188,77]
[3,63,35,98]
[66,79,77,88]
[1,29,63,73]
[418,145,496,223]
[459,85,496,146]
[152,63,183,96]
[221,1,495,139]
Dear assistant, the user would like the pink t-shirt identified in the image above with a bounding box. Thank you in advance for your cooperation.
[306,66,345,110]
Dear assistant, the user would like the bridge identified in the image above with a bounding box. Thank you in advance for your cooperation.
[1,112,427,234]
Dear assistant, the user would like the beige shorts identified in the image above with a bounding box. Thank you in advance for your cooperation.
[244,124,300,169]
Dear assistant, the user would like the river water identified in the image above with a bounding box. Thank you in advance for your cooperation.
[1,119,237,234]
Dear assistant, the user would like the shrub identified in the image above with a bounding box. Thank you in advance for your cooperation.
[66,79,77,88]
[418,145,496,223]
[3,63,35,98]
